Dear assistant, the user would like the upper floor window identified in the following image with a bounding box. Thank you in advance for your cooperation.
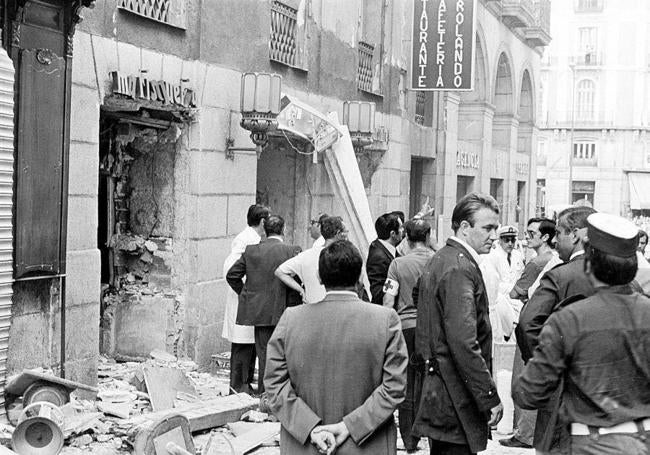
[269,1,306,70]
[575,0,604,13]
[118,0,186,29]
[576,79,595,121]
[573,142,597,164]
[357,41,375,93]
[578,27,598,64]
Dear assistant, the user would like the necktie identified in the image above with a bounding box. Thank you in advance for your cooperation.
[507,252,511,266]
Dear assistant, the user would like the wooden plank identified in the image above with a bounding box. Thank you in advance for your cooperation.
[141,364,197,412]
[229,423,280,455]
[130,394,258,434]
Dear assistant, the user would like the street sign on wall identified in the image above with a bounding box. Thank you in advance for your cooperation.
[411,0,476,91]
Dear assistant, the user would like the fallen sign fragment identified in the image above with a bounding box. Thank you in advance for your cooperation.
[139,363,198,411]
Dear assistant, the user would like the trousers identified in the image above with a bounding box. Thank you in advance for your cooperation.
[229,342,256,393]
[570,431,650,455]
[398,328,422,451]
[255,325,275,393]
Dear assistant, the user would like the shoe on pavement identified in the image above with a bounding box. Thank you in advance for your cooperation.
[499,436,533,448]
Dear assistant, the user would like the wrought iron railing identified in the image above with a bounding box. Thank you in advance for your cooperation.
[270,1,298,67]
[357,41,374,92]
[415,91,426,125]
[117,0,186,29]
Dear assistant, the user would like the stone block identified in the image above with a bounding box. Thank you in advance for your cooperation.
[69,141,99,196]
[161,54,184,84]
[199,107,229,151]
[226,195,256,236]
[188,151,257,195]
[116,41,141,76]
[111,295,176,358]
[181,61,208,107]
[6,313,50,373]
[202,65,241,109]
[52,303,99,363]
[91,35,119,99]
[66,196,98,251]
[188,238,231,282]
[140,48,163,80]
[185,280,229,326]
[65,249,101,308]
[380,169,401,196]
[195,323,229,370]
[188,195,229,239]
[71,32,97,90]
[70,86,100,144]
[63,357,98,398]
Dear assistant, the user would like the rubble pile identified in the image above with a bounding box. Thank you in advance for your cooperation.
[1,353,281,455]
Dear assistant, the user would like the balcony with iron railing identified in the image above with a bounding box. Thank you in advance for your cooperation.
[539,110,615,129]
[524,0,551,47]
[570,52,603,67]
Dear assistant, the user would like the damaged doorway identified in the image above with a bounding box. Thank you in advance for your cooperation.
[256,138,312,248]
[98,110,182,359]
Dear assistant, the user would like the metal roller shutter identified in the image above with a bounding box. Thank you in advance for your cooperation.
[0,47,14,420]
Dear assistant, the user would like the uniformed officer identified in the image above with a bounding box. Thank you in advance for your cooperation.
[513,213,650,455]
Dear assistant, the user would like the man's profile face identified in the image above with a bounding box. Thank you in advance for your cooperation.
[639,235,647,253]
[463,207,499,254]
[309,220,320,240]
[525,221,542,249]
[554,217,575,261]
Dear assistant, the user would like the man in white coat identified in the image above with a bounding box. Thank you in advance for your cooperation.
[221,204,270,394]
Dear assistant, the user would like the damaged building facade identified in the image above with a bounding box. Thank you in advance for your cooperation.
[2,0,549,390]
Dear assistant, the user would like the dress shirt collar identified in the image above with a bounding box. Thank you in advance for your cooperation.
[325,290,358,297]
[449,235,482,265]
[267,235,283,242]
[244,226,261,242]
[378,239,397,257]
[570,250,584,261]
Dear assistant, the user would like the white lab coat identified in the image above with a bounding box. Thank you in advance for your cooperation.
[221,226,260,344]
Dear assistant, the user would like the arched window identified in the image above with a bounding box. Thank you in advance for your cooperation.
[576,79,595,121]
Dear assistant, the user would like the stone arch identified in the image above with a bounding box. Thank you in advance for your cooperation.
[519,69,535,124]
[493,51,515,115]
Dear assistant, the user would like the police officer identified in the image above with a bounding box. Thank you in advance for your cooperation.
[513,213,650,455]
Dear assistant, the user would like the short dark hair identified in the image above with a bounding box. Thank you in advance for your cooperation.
[451,193,500,232]
[375,213,401,240]
[264,215,284,236]
[528,217,556,247]
[585,243,637,285]
[390,211,405,223]
[247,204,270,227]
[405,219,431,243]
[639,230,648,243]
[318,240,362,288]
[557,206,596,233]
[317,213,329,224]
[320,216,345,240]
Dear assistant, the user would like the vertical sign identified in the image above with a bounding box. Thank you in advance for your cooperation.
[411,0,476,91]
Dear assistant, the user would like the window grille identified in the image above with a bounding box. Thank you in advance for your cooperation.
[117,0,186,29]
[357,41,374,92]
[415,92,426,125]
[270,1,298,67]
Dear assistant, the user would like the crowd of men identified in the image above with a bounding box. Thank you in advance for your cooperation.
[220,194,650,455]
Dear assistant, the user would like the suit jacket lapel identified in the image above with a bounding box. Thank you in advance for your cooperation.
[375,240,394,260]
[447,238,481,271]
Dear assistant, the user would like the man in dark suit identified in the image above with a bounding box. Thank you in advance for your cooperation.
[264,240,408,454]
[367,212,403,304]
[226,215,301,394]
[413,193,503,455]
[515,206,596,452]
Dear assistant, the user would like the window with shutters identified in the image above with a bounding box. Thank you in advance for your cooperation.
[117,0,187,29]
[269,1,307,70]
[572,141,597,165]
[357,41,374,93]
[415,92,426,125]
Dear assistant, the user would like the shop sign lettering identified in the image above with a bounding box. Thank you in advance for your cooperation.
[411,0,476,91]
[457,151,479,169]
[110,71,197,108]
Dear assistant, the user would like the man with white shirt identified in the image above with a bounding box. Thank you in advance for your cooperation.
[516,206,596,453]
[275,216,349,304]
[221,204,269,394]
[309,213,328,249]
